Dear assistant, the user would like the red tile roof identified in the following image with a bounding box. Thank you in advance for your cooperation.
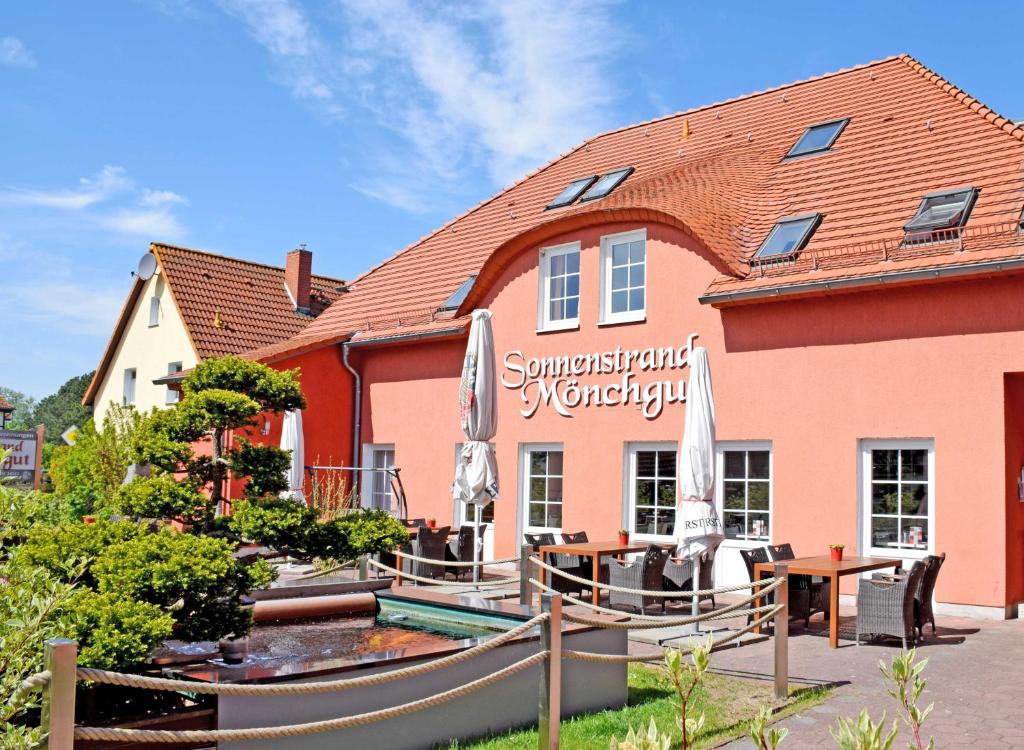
[0,394,14,413]
[84,243,346,406]
[255,54,1023,360]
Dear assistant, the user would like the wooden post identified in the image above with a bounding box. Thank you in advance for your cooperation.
[773,563,789,700]
[538,593,562,750]
[43,638,77,750]
[394,550,403,587]
[520,544,533,605]
[33,424,44,490]
[358,554,368,581]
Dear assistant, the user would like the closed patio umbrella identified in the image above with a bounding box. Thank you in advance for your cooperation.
[677,346,724,625]
[452,310,499,582]
[280,409,305,502]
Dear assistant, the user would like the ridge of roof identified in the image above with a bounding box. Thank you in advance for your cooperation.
[151,241,348,284]
[897,54,1024,143]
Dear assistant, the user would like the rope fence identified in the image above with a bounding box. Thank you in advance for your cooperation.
[366,557,520,587]
[33,560,794,750]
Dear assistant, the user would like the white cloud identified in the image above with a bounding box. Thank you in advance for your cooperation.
[140,188,189,207]
[0,37,36,68]
[0,165,131,210]
[0,233,24,261]
[339,0,618,204]
[101,208,187,239]
[0,279,125,337]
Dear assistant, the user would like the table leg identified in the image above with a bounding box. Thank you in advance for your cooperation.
[754,569,764,634]
[592,553,601,606]
[829,572,840,648]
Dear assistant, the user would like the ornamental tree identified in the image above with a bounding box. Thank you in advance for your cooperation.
[116,355,304,531]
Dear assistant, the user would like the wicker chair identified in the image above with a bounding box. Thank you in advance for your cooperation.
[740,547,811,624]
[768,543,830,625]
[856,559,927,648]
[608,545,671,613]
[445,526,477,580]
[663,551,716,609]
[915,552,945,637]
[402,525,451,580]
[523,533,584,596]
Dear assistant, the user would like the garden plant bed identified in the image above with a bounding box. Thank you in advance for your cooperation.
[446,664,832,749]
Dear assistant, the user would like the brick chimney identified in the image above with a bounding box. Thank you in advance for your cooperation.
[285,247,312,313]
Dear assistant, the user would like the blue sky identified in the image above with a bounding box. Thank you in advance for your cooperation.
[1,1,1021,398]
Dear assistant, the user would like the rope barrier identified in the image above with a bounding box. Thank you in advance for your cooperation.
[367,558,519,587]
[73,651,549,743]
[528,576,785,623]
[11,670,51,704]
[395,551,521,567]
[76,613,549,696]
[289,560,357,580]
[530,555,779,598]
[562,605,784,663]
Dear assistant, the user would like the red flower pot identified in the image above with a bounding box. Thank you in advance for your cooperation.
[830,547,844,562]
[426,519,436,529]
[82,516,96,524]
[618,532,630,546]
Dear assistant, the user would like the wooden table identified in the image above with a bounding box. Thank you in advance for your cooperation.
[754,554,902,648]
[538,540,673,606]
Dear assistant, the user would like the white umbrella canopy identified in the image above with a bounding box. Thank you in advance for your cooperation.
[280,409,305,502]
[677,346,724,559]
[452,310,499,580]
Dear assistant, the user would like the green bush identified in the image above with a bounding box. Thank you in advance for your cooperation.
[15,519,147,586]
[230,498,318,555]
[230,439,291,500]
[66,590,175,671]
[335,509,410,556]
[182,355,305,412]
[92,531,254,641]
[114,473,206,526]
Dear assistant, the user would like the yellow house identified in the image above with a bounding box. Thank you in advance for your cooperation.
[83,242,345,423]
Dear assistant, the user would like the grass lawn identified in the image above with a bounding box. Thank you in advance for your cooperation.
[445,663,830,749]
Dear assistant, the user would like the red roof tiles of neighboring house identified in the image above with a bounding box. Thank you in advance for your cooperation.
[249,54,1023,360]
[0,395,14,413]
[83,243,346,406]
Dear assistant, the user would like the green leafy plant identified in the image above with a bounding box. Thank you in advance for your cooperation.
[609,718,672,750]
[830,709,898,750]
[664,639,711,749]
[14,519,147,586]
[65,590,175,670]
[748,704,789,749]
[881,649,934,750]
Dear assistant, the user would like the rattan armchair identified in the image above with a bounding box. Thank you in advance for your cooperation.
[608,545,671,613]
[663,550,716,609]
[915,553,945,637]
[523,532,585,597]
[403,525,451,580]
[445,526,477,580]
[739,547,811,625]
[855,559,927,648]
[768,542,830,626]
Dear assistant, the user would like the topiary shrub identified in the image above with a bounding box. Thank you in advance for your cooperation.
[114,474,207,527]
[92,531,254,642]
[65,590,175,671]
[230,498,318,556]
[14,519,148,586]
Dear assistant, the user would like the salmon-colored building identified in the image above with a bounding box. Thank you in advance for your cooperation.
[246,55,1024,619]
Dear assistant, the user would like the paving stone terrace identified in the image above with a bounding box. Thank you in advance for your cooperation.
[277,566,1024,747]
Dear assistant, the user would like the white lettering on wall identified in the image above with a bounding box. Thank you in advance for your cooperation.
[501,333,698,420]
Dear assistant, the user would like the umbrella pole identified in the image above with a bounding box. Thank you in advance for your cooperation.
[472,504,482,584]
[691,555,701,633]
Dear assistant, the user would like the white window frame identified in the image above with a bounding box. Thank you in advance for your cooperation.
[123,368,137,406]
[859,439,935,560]
[520,442,564,534]
[599,228,646,325]
[148,296,161,327]
[166,362,182,404]
[625,442,678,543]
[361,443,396,514]
[715,441,773,549]
[536,242,581,332]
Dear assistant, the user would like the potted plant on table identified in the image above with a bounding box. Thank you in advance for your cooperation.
[618,528,630,545]
[426,517,437,529]
[829,543,845,561]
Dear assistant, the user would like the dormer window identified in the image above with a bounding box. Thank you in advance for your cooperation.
[579,167,634,202]
[903,187,978,245]
[785,118,849,159]
[546,176,598,210]
[439,275,476,312]
[752,214,821,263]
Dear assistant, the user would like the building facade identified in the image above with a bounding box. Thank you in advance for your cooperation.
[248,56,1024,618]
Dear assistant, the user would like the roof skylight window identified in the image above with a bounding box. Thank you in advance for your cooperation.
[546,176,598,210]
[752,214,821,262]
[785,118,849,159]
[439,274,477,311]
[579,167,635,202]
[903,187,978,244]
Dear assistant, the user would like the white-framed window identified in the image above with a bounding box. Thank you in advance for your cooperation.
[166,362,182,404]
[148,296,161,327]
[626,443,677,541]
[716,441,772,544]
[123,368,137,406]
[361,444,396,513]
[537,242,580,332]
[860,440,934,557]
[599,228,646,325]
[521,443,563,532]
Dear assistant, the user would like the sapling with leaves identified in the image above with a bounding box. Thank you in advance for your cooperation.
[748,704,789,749]
[664,638,712,748]
[830,709,898,750]
[608,718,672,750]
[881,649,934,750]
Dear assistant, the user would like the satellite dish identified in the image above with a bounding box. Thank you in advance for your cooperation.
[137,253,157,280]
